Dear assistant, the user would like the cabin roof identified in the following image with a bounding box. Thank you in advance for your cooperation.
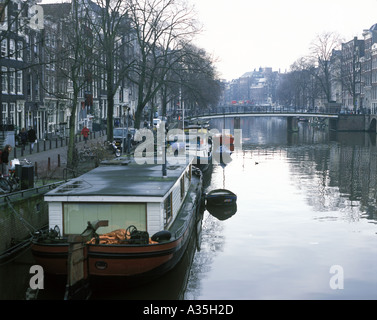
[45,160,189,199]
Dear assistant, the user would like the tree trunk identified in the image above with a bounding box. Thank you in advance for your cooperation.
[67,91,78,169]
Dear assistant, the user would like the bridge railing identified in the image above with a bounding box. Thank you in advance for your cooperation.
[191,105,340,118]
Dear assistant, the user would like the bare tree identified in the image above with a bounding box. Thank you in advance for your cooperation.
[289,57,322,110]
[82,0,132,141]
[55,0,93,169]
[127,0,199,129]
[178,45,221,114]
[309,32,343,103]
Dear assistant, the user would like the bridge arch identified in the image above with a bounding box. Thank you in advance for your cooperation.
[369,118,377,133]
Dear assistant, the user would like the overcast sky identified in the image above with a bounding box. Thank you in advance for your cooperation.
[40,0,377,81]
[190,0,377,81]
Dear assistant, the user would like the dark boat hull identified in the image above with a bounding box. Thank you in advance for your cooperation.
[31,217,196,283]
[206,189,237,206]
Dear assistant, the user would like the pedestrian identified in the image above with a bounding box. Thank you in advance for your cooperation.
[0,144,12,176]
[81,126,90,144]
[19,128,27,148]
[28,127,37,151]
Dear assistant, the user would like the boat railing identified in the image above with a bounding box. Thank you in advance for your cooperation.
[174,220,188,239]
[0,181,65,204]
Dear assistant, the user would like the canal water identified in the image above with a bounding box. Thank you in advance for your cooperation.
[1,116,377,300]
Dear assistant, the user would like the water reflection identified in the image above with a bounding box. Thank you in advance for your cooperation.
[185,117,377,300]
[206,204,237,221]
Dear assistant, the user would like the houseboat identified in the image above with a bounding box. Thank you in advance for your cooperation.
[31,157,204,287]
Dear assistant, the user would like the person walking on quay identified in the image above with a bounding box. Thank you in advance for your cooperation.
[19,128,27,148]
[0,144,12,176]
[28,127,37,152]
[81,126,90,144]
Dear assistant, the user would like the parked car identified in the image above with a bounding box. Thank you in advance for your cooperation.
[153,118,161,128]
[113,127,136,149]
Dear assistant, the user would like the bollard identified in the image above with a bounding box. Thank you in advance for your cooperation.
[48,157,51,171]
[58,154,61,167]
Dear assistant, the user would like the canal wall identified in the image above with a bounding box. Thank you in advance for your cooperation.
[337,115,369,131]
[336,114,377,132]
[0,193,47,253]
[0,184,62,254]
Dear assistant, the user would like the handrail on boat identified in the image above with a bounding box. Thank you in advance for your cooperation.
[0,181,65,203]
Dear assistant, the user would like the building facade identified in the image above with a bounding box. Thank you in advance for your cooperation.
[0,0,141,144]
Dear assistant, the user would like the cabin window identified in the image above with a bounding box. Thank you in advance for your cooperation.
[164,193,172,226]
[63,203,146,235]
[180,175,185,200]
[186,165,192,181]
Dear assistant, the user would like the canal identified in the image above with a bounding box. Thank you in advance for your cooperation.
[1,116,377,300]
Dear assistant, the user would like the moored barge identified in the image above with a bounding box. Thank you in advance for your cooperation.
[31,157,203,287]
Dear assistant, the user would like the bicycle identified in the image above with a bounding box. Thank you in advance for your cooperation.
[0,158,38,193]
[0,171,19,193]
[78,145,95,161]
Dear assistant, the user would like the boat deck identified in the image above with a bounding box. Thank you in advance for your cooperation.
[45,160,188,198]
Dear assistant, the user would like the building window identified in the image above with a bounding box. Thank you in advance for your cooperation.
[0,4,7,25]
[9,39,15,59]
[10,15,16,32]
[9,103,15,124]
[1,39,7,57]
[27,73,32,99]
[16,41,23,60]
[16,70,22,94]
[2,103,7,124]
[9,68,15,93]
[1,67,7,93]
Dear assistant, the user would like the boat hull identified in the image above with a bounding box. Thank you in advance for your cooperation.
[31,242,72,276]
[206,189,237,206]
[31,213,196,281]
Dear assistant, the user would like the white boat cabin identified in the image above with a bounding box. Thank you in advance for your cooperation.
[44,159,194,237]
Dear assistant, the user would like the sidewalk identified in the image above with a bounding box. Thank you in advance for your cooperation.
[13,131,108,181]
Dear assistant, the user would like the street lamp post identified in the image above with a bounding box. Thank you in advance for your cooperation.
[122,105,130,155]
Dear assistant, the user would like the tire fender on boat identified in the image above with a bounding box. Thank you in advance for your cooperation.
[151,230,172,242]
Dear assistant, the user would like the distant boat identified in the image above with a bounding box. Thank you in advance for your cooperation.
[168,127,213,172]
[213,133,234,152]
[205,189,237,206]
